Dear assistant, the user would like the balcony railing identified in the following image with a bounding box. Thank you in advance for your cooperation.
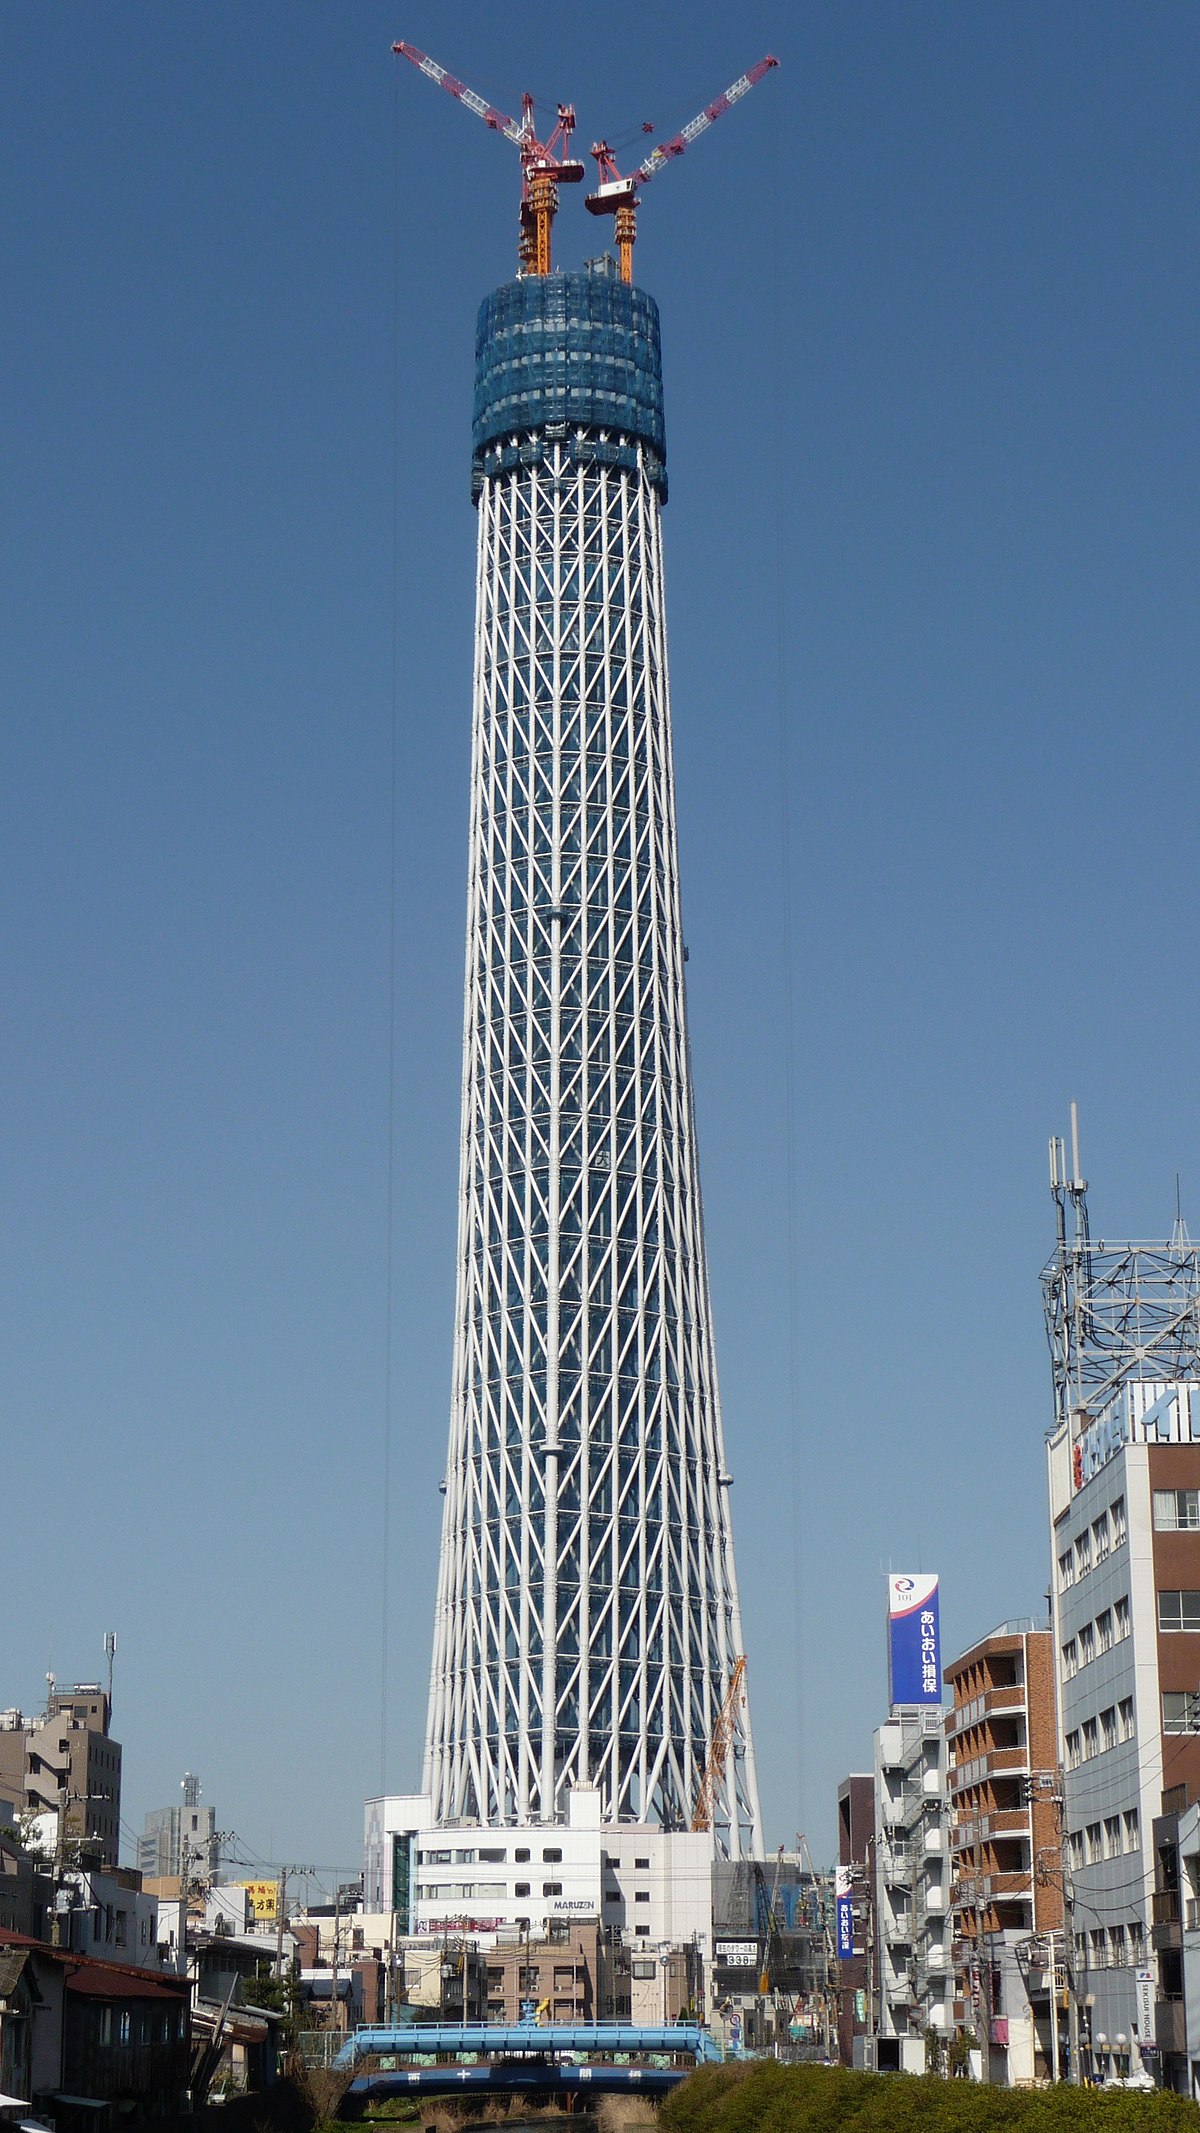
[1153,1888,1181,1925]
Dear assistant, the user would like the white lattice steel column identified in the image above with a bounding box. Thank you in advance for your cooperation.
[423,267,763,1858]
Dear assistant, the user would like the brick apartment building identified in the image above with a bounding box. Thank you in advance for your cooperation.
[944,1621,1063,2084]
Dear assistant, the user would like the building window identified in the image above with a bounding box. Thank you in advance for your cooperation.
[542,1847,562,1863]
[1115,1596,1131,1641]
[1153,1489,1200,1531]
[1076,1532,1092,1578]
[1100,1707,1117,1752]
[514,1882,530,1897]
[635,1891,650,1903]
[1108,1925,1126,1967]
[1082,1717,1098,1759]
[519,1967,539,1990]
[1104,1816,1122,1859]
[515,1848,530,1862]
[1129,1920,1145,1960]
[543,1882,562,1896]
[1124,1809,1140,1851]
[1118,1696,1135,1740]
[604,1890,621,1903]
[1158,1590,1200,1631]
[1111,1495,1127,1545]
[635,1924,650,1937]
[453,1849,476,1864]
[480,1847,506,1862]
[635,1856,650,1869]
[1066,1730,1082,1770]
[1059,1548,1075,1590]
[1093,1513,1110,1563]
[1162,1692,1200,1734]
[1086,1822,1103,1864]
[1096,1609,1113,1653]
[632,1960,656,1979]
[1078,1622,1095,1666]
[1062,1639,1077,1680]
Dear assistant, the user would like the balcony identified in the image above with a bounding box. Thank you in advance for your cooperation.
[1153,1889,1181,1925]
[1155,1999,1186,2056]
[983,1871,1032,1899]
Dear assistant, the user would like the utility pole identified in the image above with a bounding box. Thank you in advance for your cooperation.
[1046,1930,1061,2084]
[275,1866,288,1980]
[973,1817,991,2084]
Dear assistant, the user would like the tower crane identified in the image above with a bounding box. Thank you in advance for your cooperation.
[691,1655,747,1833]
[586,57,779,283]
[393,42,584,277]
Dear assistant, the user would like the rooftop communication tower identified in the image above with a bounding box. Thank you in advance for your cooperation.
[1044,1103,1200,1428]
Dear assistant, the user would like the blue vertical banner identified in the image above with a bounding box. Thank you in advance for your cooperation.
[887,1573,941,1707]
[835,1865,854,1960]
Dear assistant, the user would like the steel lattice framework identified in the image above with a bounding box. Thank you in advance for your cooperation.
[1043,1122,1200,1427]
[423,274,762,1857]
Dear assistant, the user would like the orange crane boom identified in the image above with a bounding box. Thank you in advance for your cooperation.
[691,1655,747,1833]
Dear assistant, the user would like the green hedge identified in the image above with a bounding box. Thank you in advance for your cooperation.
[660,2061,1199,2133]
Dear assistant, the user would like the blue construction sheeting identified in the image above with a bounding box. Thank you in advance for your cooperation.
[335,2021,720,2070]
[471,271,667,502]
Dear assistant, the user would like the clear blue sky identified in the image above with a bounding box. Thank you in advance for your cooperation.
[2,3,1198,1886]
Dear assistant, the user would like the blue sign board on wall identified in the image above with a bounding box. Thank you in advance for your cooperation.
[835,1866,854,1960]
[887,1573,941,1707]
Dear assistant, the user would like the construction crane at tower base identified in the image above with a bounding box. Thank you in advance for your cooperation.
[691,1655,747,1833]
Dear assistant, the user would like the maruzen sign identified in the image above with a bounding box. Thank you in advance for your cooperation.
[887,1574,941,1707]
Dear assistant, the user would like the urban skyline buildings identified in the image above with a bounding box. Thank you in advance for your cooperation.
[420,261,762,1857]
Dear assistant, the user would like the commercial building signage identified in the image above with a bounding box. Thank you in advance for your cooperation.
[550,1899,596,1914]
[715,1939,758,1965]
[887,1573,941,1707]
[835,1865,854,1960]
[1073,1406,1128,1489]
[1136,1965,1156,2047]
[417,1914,504,1934]
[236,1880,279,1922]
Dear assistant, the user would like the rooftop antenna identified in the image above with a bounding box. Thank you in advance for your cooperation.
[1172,1174,1191,1251]
[104,1631,117,1713]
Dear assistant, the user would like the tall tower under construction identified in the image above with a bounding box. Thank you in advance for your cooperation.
[367,53,773,1943]
[422,263,761,1858]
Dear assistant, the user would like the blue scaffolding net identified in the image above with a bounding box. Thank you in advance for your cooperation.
[472,266,667,502]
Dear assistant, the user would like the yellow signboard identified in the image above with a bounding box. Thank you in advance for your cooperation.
[236,1879,280,1922]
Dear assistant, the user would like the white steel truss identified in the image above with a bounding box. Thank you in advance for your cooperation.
[424,436,763,1859]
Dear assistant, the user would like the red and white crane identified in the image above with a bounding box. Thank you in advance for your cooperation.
[393,42,583,277]
[393,43,779,284]
[587,56,779,282]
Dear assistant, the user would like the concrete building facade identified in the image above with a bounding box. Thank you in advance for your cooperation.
[365,1786,713,1961]
[1048,1380,1200,2082]
[0,1688,121,1868]
[871,1708,952,2066]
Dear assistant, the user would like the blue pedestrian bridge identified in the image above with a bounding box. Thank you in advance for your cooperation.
[334,2023,720,2105]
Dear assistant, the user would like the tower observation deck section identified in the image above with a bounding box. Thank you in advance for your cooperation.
[424,264,762,1860]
